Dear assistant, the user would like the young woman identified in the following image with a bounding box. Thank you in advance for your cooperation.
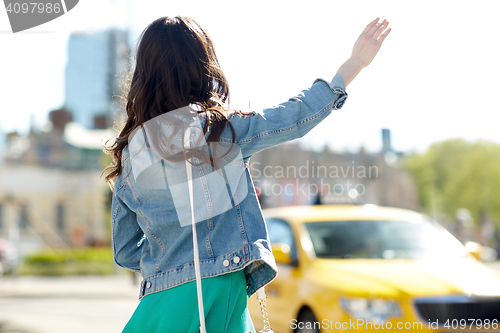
[102,16,390,333]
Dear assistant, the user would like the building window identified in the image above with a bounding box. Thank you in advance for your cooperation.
[56,204,65,230]
[19,204,29,229]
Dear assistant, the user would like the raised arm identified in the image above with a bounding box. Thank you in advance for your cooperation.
[223,18,391,159]
[337,18,391,87]
[227,74,348,159]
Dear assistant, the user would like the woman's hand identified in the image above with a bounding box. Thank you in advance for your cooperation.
[352,18,391,68]
[336,18,391,87]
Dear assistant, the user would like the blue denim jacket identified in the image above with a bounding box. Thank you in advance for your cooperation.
[110,74,347,300]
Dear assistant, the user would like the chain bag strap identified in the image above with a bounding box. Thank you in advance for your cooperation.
[257,288,275,333]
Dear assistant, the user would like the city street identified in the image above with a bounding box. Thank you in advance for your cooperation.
[1,262,500,333]
[2,1,500,332]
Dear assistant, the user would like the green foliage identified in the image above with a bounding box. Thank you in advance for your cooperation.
[19,261,115,276]
[405,139,500,226]
[21,247,115,276]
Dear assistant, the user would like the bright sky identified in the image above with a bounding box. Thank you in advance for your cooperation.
[1,0,499,154]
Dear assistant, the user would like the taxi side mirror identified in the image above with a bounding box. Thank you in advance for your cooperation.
[271,243,293,265]
[465,241,484,261]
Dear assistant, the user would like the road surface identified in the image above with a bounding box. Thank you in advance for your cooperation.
[1,262,499,333]
[0,274,140,333]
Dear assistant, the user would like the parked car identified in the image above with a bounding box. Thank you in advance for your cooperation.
[248,205,500,333]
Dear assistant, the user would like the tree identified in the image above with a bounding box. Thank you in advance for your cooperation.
[405,139,500,228]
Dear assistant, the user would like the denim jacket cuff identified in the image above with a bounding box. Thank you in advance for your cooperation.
[313,73,348,110]
[330,72,346,91]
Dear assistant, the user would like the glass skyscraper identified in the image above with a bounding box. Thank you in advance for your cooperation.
[64,29,129,129]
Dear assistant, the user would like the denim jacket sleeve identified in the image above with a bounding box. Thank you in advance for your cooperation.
[225,73,348,159]
[110,180,144,273]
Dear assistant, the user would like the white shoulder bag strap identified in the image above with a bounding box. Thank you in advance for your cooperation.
[184,126,207,333]
[184,125,274,333]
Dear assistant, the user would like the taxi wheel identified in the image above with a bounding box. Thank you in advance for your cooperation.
[295,308,320,333]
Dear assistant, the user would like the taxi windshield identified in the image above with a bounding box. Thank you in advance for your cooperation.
[305,220,466,260]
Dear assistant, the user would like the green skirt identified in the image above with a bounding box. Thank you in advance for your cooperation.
[122,270,256,333]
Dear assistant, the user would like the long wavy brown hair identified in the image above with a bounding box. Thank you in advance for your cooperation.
[101,16,246,191]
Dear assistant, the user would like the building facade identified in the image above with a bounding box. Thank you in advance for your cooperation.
[0,109,114,255]
[250,129,419,210]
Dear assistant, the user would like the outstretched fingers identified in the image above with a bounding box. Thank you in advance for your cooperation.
[362,18,380,34]
[378,27,392,43]
[374,19,389,38]
[367,19,384,36]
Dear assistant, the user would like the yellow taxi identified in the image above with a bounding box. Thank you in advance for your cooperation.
[248,205,500,333]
